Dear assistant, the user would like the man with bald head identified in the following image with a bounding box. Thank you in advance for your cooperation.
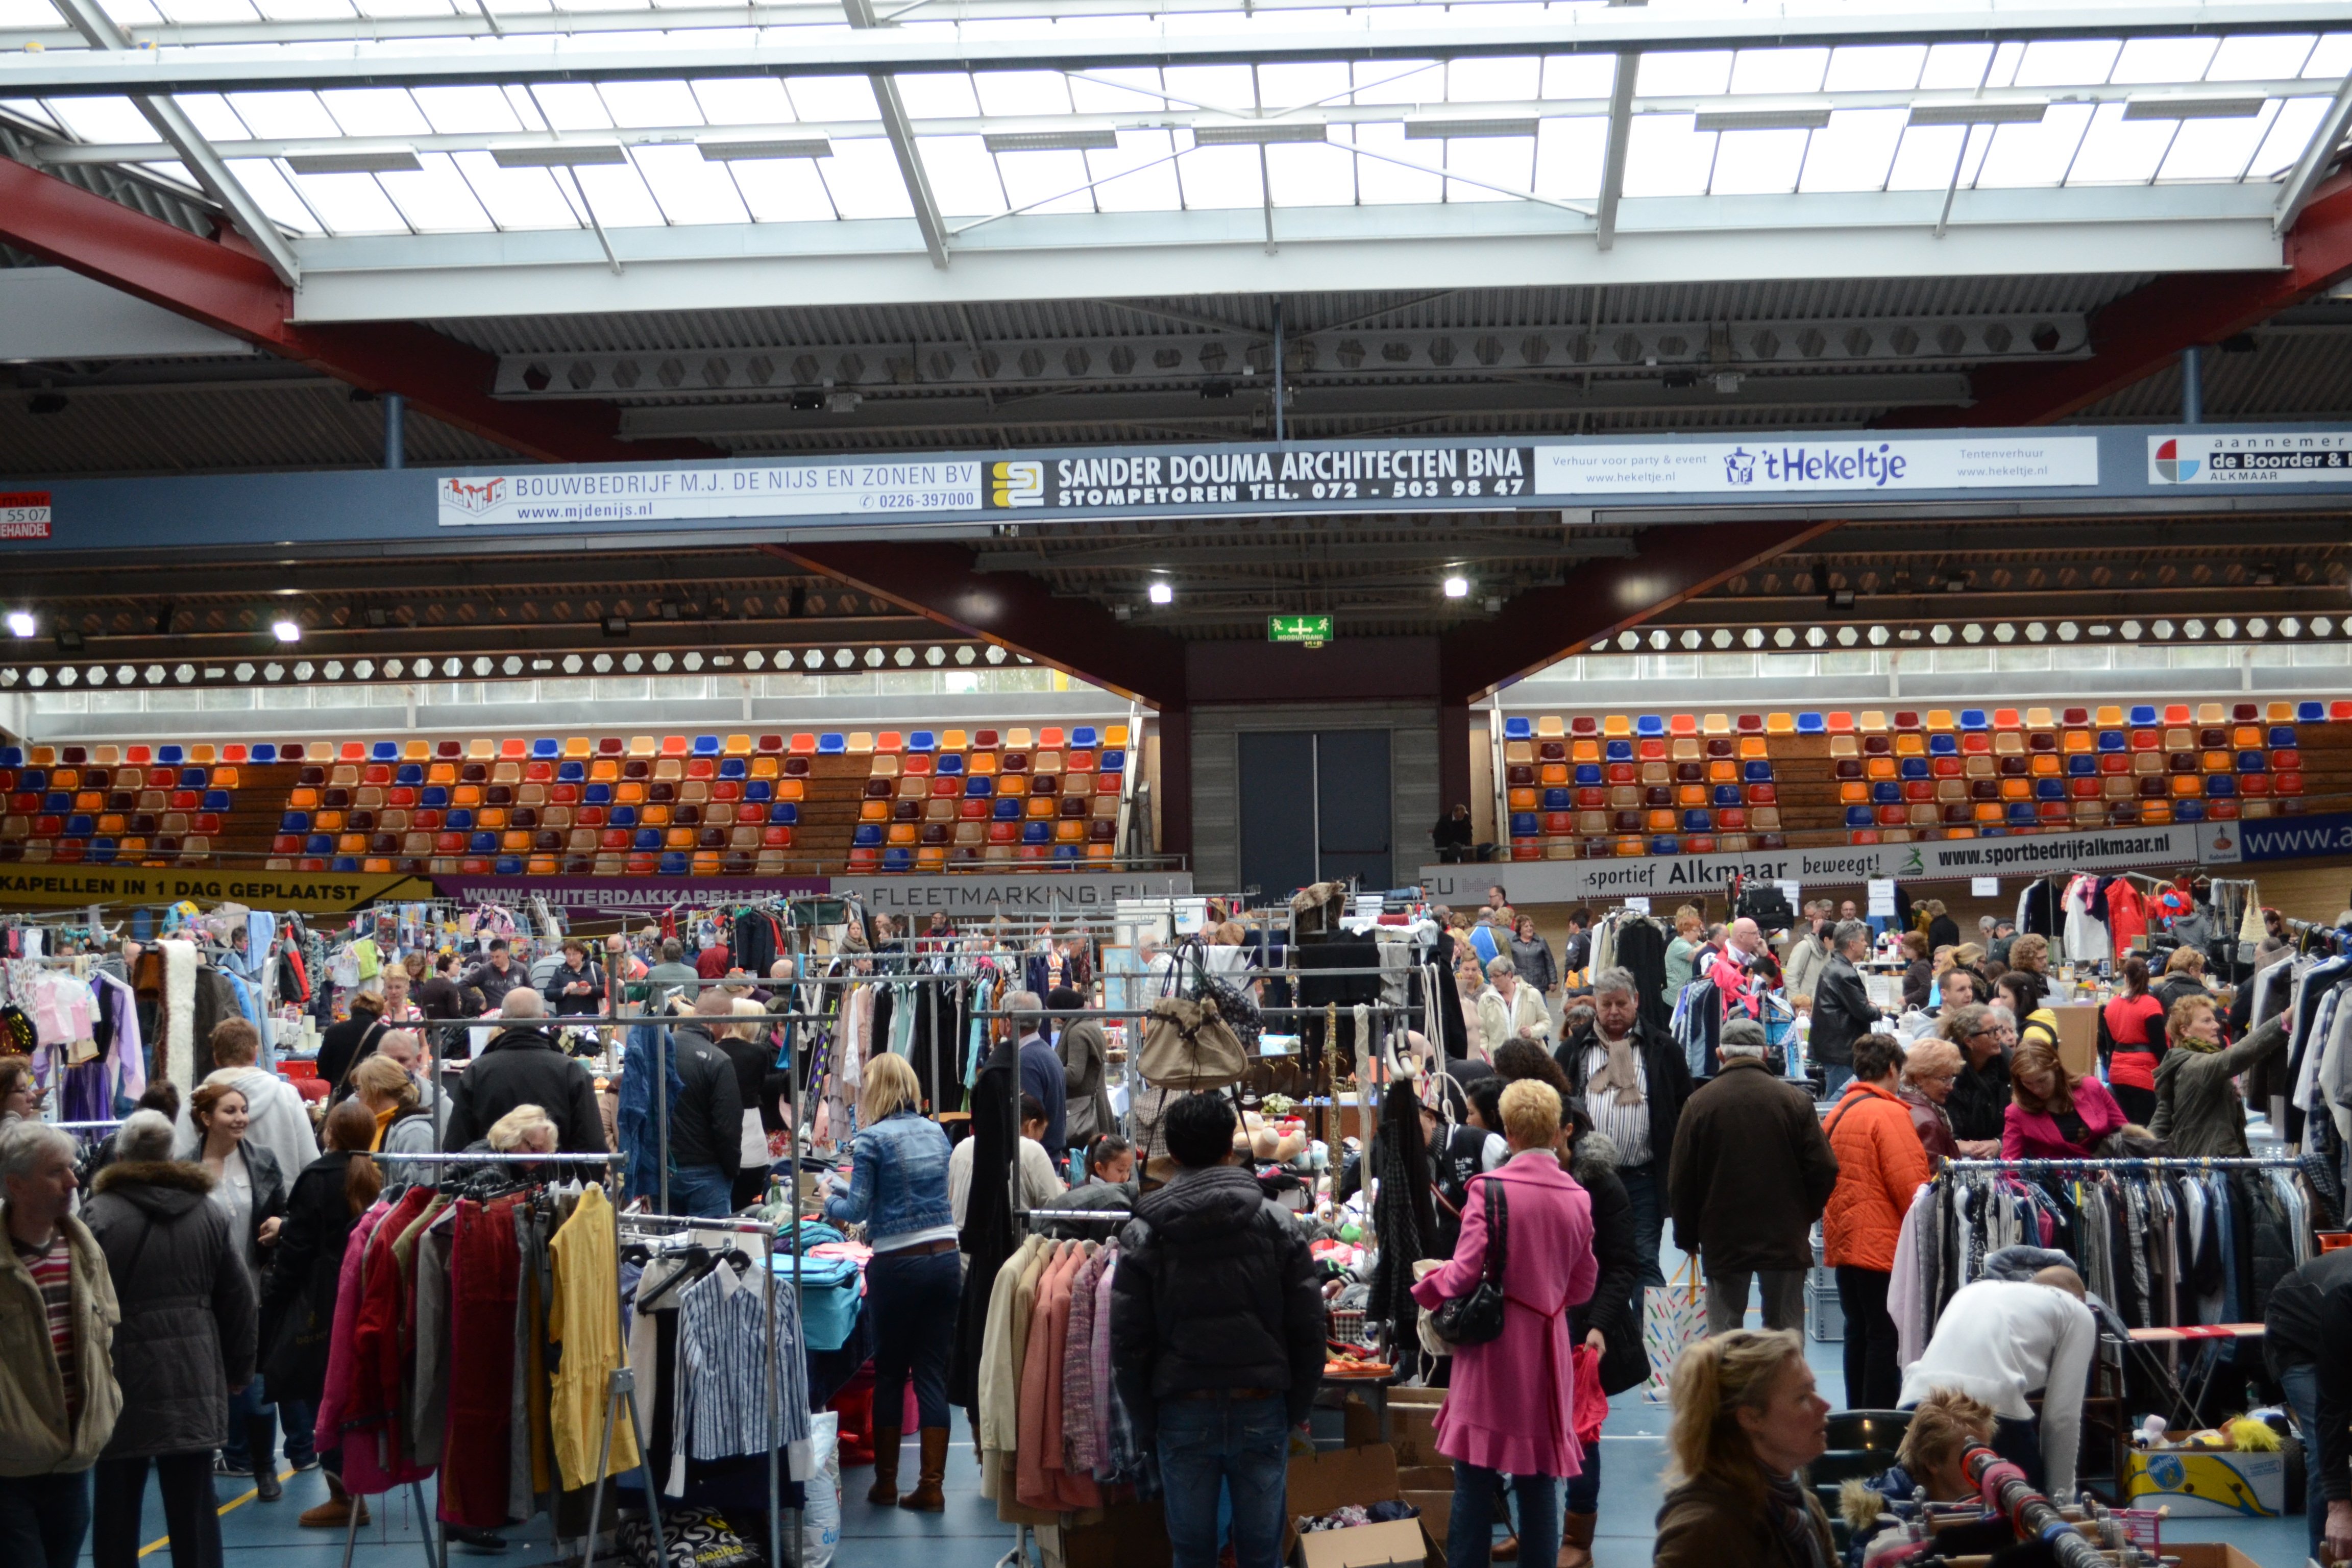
[440,985,609,1157]
[1899,1268,2097,1496]
[1705,916,1773,1026]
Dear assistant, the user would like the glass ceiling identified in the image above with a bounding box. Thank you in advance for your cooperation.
[0,1,2346,247]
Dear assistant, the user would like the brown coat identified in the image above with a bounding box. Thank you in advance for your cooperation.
[1655,1476,1836,1568]
[0,1206,122,1476]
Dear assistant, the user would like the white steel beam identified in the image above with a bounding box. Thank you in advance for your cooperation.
[1595,51,1635,253]
[842,0,948,269]
[7,6,2351,96]
[2275,69,2352,234]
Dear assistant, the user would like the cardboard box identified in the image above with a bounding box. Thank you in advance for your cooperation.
[2164,1547,2263,1568]
[1286,1443,1429,1568]
[1396,1466,1453,1566]
[1341,1392,1443,1468]
[2123,1437,2284,1518]
[1062,1500,1172,1568]
[2044,1003,2101,1081]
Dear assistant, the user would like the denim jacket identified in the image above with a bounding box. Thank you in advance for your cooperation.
[824,1109,954,1246]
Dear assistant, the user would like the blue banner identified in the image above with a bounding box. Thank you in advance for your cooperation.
[2233,812,2352,863]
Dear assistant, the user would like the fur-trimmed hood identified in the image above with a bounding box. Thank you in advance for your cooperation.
[89,1159,215,1219]
[1570,1129,1621,1184]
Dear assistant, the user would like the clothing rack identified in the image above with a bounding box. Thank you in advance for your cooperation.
[1942,1156,2302,1172]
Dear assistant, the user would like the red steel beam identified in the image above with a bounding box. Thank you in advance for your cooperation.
[760,540,1189,708]
[0,155,716,462]
[1879,173,2352,429]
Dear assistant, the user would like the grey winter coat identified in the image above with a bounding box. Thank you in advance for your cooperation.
[83,1160,257,1459]
[1057,1019,1115,1147]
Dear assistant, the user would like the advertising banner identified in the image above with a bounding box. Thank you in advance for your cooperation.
[430,873,829,913]
[1535,435,2098,496]
[1421,821,2238,905]
[2148,430,2352,487]
[0,864,433,911]
[834,871,1193,917]
[2232,812,2352,863]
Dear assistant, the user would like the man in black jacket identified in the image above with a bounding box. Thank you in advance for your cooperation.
[659,990,747,1217]
[1112,1092,1324,1568]
[440,991,606,1157]
[1809,920,1883,1100]
[1554,968,1693,1290]
[459,939,525,1013]
[1667,1019,1839,1335]
[2265,1246,2352,1563]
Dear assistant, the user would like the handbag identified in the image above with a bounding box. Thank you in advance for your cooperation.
[1138,949,1248,1089]
[1428,1177,1510,1348]
[1184,938,1264,1058]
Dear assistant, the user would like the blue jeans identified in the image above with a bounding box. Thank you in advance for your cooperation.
[0,1470,90,1568]
[663,1163,734,1217]
[868,1246,961,1430]
[1618,1161,1665,1291]
[1154,1395,1290,1568]
[2283,1362,2329,1559]
[1564,1439,1599,1515]
[221,1376,313,1471]
[1821,1064,1854,1100]
[1448,1464,1560,1568]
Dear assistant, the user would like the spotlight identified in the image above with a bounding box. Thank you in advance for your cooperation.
[602,616,630,638]
[272,620,302,643]
[5,611,32,638]
[1147,580,1174,605]
[1442,574,1470,600]
[1826,587,1856,611]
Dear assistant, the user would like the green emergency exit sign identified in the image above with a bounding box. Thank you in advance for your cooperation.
[1267,615,1333,646]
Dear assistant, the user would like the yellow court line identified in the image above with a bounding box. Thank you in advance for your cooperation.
[136,1466,296,1558]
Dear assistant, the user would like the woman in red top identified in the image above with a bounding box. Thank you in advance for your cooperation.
[2098,957,2166,1126]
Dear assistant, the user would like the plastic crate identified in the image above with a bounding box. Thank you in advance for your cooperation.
[1809,1282,1843,1342]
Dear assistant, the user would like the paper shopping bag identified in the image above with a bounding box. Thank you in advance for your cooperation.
[1641,1261,1706,1403]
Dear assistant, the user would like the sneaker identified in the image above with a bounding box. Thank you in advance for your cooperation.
[287,1455,321,1473]
[446,1526,510,1554]
[213,1454,254,1479]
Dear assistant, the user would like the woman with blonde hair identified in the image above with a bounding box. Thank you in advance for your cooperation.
[1663,907,1706,1006]
[2002,1035,2125,1160]
[2151,998,2287,1158]
[1654,1329,1835,1568]
[485,1104,557,1154]
[820,1052,958,1512]
[1841,1389,1997,1555]
[349,1054,435,1185]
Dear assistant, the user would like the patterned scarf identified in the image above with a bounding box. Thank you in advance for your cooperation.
[1761,1468,1831,1568]
[1589,1031,1645,1109]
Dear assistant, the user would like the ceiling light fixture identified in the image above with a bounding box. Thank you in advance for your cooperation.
[1905,100,2048,127]
[2122,95,2265,120]
[491,144,628,168]
[1693,107,1833,132]
[1442,574,1471,600]
[1403,116,1540,139]
[984,130,1119,153]
[1826,587,1857,610]
[1147,580,1174,605]
[286,150,423,175]
[1192,122,1327,145]
[5,611,33,638]
[697,137,835,161]
[272,620,302,643]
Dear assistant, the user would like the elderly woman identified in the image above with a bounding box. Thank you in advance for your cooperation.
[2154,945,2214,1021]
[2003,1035,2126,1160]
[1409,1079,1597,1568]
[1478,954,1554,1056]
[1897,1038,1965,1164]
[1654,1329,1835,1568]
[2151,998,2288,1159]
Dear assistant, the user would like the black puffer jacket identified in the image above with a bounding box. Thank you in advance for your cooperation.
[1111,1164,1325,1440]
[259,1150,361,1404]
[84,1161,256,1459]
[665,1021,745,1181]
[1569,1132,1646,1396]
[442,1026,605,1154]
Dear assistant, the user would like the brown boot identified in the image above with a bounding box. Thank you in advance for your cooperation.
[298,1474,370,1530]
[1557,1511,1597,1568]
[1489,1536,1518,1561]
[867,1426,902,1505]
[897,1427,949,1512]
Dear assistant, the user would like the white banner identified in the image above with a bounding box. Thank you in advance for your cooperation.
[2147,431,2352,487]
[831,870,1192,916]
[437,460,982,526]
[1422,821,2238,906]
[1535,436,2098,497]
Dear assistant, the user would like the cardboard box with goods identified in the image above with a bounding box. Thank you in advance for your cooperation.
[1343,1388,1443,1468]
[2123,1436,2284,1518]
[1395,1465,1454,1563]
[2165,1547,2262,1568]
[2044,1003,2101,1082]
[1285,1443,1434,1568]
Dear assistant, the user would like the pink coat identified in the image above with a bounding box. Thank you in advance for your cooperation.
[2001,1075,2127,1160]
[1409,1150,1598,1477]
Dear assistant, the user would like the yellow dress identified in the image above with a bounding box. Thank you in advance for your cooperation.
[547,1185,640,1487]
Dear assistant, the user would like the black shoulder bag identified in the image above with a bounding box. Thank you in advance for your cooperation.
[1431,1176,1510,1346]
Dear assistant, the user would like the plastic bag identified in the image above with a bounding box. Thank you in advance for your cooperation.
[801,1411,841,1568]
[618,1507,761,1568]
[1570,1343,1607,1449]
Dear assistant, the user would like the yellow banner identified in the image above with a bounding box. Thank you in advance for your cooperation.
[0,865,434,912]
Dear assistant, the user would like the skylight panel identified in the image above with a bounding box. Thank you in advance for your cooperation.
[1343,125,1439,205]
[1162,66,1259,115]
[1083,130,1183,213]
[1540,55,1616,101]
[1918,43,1996,91]
[2109,36,2219,85]
[1531,115,1605,200]
[571,160,664,226]
[350,0,461,20]
[449,151,583,228]
[817,137,916,219]
[253,0,363,22]
[320,88,433,138]
[173,93,252,142]
[990,145,1095,215]
[2307,34,2352,78]
[1795,107,1904,192]
[1067,70,1174,115]
[0,99,60,133]
[1637,52,1732,98]
[601,80,706,129]
[1351,60,1442,107]
[783,77,880,121]
[1264,139,1356,206]
[1175,142,1264,209]
[1433,134,1533,203]
[0,0,62,20]
[726,155,837,224]
[2064,102,2176,184]
[913,135,1005,216]
[281,166,410,233]
[1620,113,1715,198]
[972,72,1076,118]
[532,84,618,132]
[692,78,796,127]
[1971,103,2092,187]
[225,156,324,232]
[1824,45,1925,94]
[2245,94,2330,180]
[1883,122,1965,191]
[2206,33,2316,82]
[414,85,526,135]
[2013,39,2122,88]
[1728,48,1828,97]
[896,74,983,119]
[1708,126,1808,195]
[41,96,158,146]
[1447,57,1541,103]
[375,152,496,231]
[1259,62,1354,110]
[224,92,341,140]
[153,0,263,23]
[2156,101,2278,181]
[630,142,749,224]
